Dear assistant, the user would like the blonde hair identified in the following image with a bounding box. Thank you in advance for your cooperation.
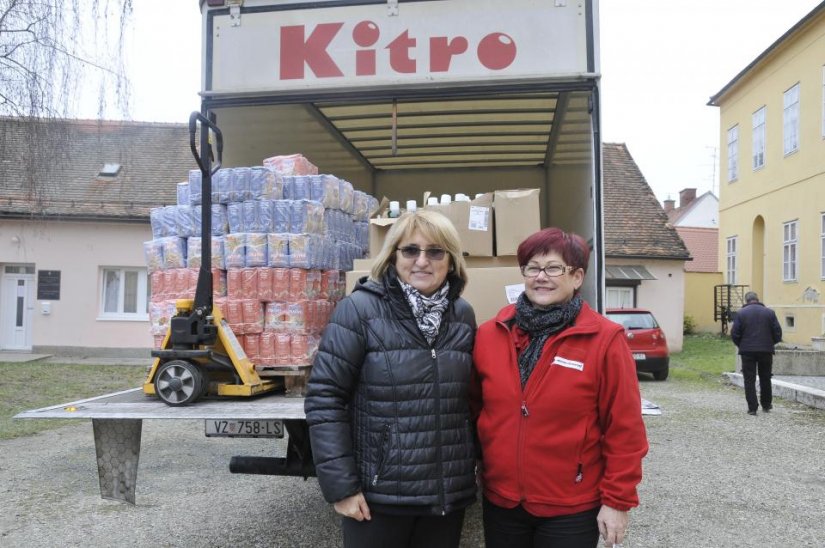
[370,209,468,290]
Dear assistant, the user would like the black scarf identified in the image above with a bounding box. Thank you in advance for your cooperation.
[515,292,583,388]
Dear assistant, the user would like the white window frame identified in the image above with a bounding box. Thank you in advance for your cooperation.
[99,267,149,320]
[727,125,739,182]
[783,83,800,155]
[726,236,737,284]
[752,106,766,170]
[822,66,825,138]
[783,221,798,282]
[606,286,634,308]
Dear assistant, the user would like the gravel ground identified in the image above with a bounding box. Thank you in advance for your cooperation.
[1,377,824,548]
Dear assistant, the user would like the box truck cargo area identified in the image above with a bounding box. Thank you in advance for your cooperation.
[202,0,603,305]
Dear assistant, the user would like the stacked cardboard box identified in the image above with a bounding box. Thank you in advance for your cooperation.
[369,188,541,258]
[361,188,541,322]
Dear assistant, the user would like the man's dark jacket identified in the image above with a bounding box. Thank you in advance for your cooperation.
[731,302,782,354]
[304,269,477,515]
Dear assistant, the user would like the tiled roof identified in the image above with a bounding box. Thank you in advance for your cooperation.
[676,227,719,272]
[0,117,191,221]
[603,143,691,260]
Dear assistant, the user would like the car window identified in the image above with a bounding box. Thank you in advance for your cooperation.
[608,313,657,329]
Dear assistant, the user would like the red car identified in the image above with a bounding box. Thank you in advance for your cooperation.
[606,308,670,380]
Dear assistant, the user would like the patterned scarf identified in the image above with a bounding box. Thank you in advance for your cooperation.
[515,292,583,388]
[398,278,451,345]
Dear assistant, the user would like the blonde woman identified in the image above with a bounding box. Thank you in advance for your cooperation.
[305,209,477,548]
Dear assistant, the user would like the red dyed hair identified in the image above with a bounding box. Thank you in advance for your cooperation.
[516,227,590,273]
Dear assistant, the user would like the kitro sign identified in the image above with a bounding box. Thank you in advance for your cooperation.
[207,0,590,93]
[280,21,517,80]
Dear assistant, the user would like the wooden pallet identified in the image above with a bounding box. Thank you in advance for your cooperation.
[255,364,312,397]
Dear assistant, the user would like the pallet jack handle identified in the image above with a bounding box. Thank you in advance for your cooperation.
[189,111,223,175]
[189,112,223,315]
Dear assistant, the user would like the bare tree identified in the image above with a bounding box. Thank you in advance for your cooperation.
[0,0,133,118]
[0,0,134,211]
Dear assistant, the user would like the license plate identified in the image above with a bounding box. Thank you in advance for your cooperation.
[632,353,646,361]
[205,419,284,438]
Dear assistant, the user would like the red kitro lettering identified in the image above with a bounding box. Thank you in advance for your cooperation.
[280,23,344,79]
[279,21,517,80]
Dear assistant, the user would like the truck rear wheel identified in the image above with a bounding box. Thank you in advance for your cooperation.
[154,360,205,406]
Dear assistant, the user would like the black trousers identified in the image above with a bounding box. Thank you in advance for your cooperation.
[741,352,773,412]
[341,508,465,548]
[483,497,600,548]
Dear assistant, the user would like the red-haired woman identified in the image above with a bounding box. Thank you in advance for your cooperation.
[471,227,648,548]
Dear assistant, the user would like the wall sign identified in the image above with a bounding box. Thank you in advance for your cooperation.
[37,270,61,300]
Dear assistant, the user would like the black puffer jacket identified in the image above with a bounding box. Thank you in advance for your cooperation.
[305,269,477,515]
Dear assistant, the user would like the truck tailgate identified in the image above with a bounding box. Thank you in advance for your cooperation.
[14,387,306,420]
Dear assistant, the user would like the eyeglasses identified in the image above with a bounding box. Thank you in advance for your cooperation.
[397,245,447,261]
[520,264,571,278]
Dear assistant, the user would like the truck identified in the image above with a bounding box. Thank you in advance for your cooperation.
[15,0,603,504]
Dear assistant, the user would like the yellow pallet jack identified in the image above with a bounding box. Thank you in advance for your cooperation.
[143,112,282,405]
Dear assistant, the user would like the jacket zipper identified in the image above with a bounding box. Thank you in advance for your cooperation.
[431,344,447,514]
[372,423,392,486]
[430,305,453,515]
[517,398,529,502]
[574,422,589,484]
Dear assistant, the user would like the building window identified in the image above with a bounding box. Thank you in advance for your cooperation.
[100,267,149,319]
[606,286,635,308]
[726,237,737,284]
[752,106,766,170]
[783,83,800,155]
[783,221,798,282]
[727,125,739,181]
[822,66,825,138]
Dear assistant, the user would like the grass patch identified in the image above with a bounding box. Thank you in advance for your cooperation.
[670,333,738,384]
[0,362,147,440]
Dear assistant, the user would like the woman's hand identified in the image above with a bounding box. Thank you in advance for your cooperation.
[475,459,484,489]
[597,504,628,546]
[333,492,372,522]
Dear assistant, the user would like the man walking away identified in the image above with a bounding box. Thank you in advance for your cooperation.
[731,292,783,415]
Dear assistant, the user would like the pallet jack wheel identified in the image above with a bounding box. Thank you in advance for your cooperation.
[154,360,206,406]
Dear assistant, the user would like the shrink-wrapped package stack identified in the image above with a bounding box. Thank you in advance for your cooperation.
[144,154,378,368]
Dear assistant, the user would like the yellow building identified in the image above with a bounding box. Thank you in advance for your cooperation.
[709,3,825,345]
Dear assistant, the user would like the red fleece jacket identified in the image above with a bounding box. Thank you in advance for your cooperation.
[471,302,648,514]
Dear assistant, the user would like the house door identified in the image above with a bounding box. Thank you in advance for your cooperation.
[0,266,35,351]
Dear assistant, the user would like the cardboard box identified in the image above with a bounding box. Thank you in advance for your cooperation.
[345,269,370,294]
[465,256,518,268]
[355,254,514,272]
[352,258,375,271]
[368,217,398,258]
[345,266,524,324]
[424,193,494,257]
[462,266,524,323]
[494,189,541,256]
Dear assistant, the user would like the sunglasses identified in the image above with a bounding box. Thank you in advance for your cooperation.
[396,245,447,261]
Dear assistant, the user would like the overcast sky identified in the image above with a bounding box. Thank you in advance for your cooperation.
[117,0,824,204]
